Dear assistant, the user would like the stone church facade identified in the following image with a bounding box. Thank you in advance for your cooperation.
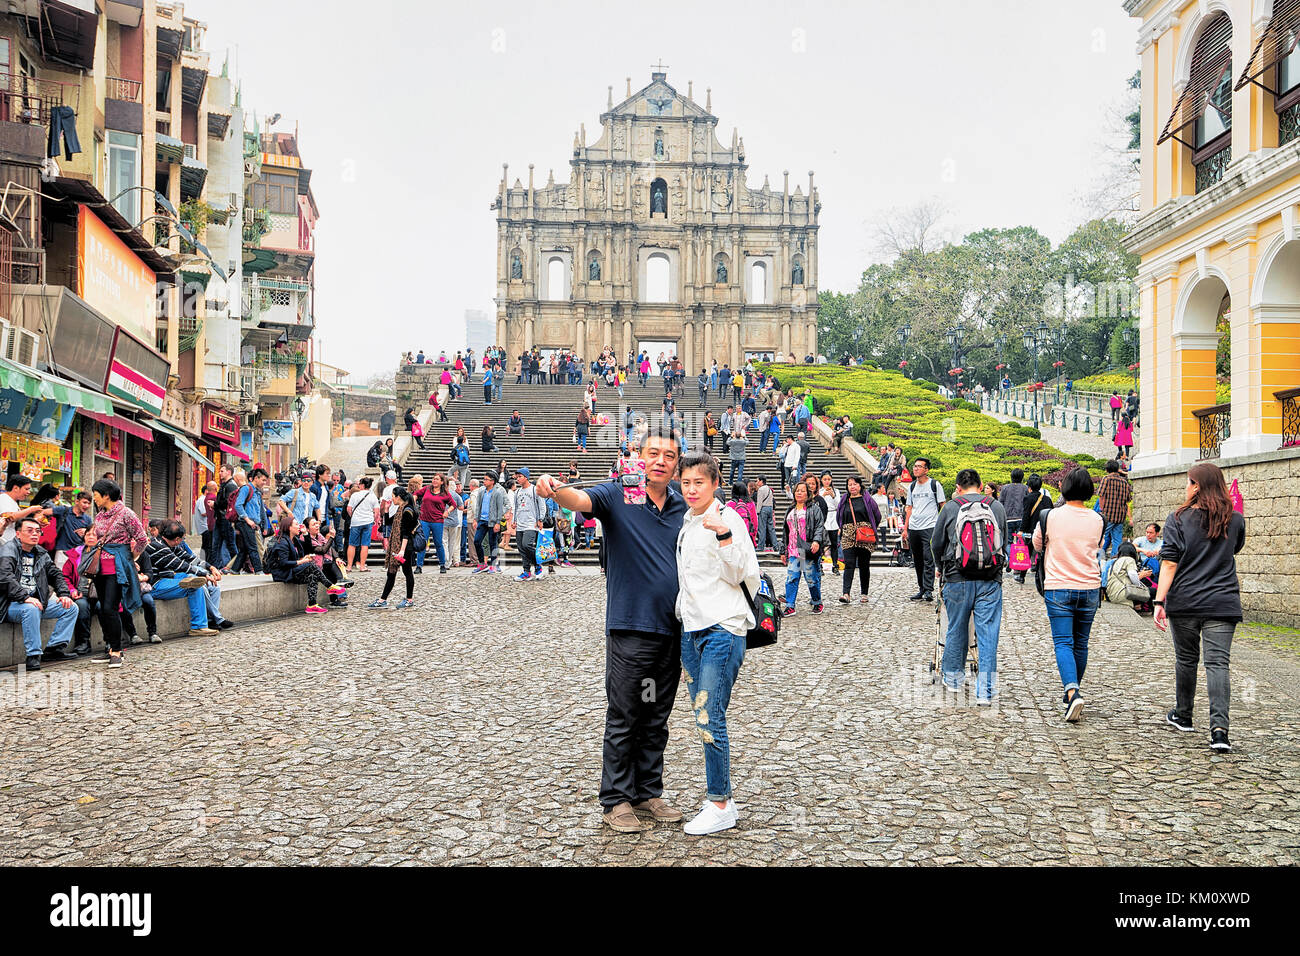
[493,71,820,370]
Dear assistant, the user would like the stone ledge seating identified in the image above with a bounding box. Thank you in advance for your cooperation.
[0,576,308,670]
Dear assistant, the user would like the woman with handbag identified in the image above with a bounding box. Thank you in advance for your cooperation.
[837,475,881,605]
[368,487,418,610]
[83,479,148,668]
[783,481,827,615]
[817,471,843,571]
[302,516,349,605]
[1032,467,1103,723]
[675,452,761,835]
[1105,542,1156,609]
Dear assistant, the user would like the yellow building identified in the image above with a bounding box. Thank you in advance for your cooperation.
[1125,0,1300,625]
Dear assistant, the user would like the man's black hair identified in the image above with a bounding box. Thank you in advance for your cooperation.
[5,474,31,491]
[956,468,981,490]
[1105,459,1120,473]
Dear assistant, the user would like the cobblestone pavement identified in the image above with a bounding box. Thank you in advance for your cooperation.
[2,566,1298,866]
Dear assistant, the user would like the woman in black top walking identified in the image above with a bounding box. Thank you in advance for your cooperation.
[837,475,881,604]
[1018,473,1054,584]
[1154,461,1246,753]
[368,487,419,610]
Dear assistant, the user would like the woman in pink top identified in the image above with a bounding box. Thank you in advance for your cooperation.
[1032,467,1103,723]
[1114,414,1135,457]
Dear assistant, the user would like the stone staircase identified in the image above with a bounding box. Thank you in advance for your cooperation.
[366,374,904,569]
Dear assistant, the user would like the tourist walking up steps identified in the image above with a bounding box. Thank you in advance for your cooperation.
[1155,462,1246,753]
[1032,467,1103,723]
[674,452,761,836]
[930,469,1008,703]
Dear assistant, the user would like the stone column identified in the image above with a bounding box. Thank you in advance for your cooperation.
[703,312,713,367]
[496,310,507,349]
[524,308,535,352]
[781,321,791,359]
[730,316,741,369]
[575,313,586,360]
[622,319,632,361]
[682,320,694,375]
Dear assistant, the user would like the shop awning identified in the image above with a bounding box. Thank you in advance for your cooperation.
[0,355,114,414]
[151,420,216,471]
[219,442,250,462]
[80,409,153,443]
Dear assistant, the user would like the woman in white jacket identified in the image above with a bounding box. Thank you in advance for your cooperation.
[675,451,761,836]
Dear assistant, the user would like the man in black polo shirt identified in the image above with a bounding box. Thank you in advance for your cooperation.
[536,427,687,833]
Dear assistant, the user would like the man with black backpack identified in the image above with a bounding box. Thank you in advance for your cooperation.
[213,466,240,572]
[930,468,1007,703]
[903,457,946,602]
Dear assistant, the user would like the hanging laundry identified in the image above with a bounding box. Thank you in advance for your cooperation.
[47,105,81,161]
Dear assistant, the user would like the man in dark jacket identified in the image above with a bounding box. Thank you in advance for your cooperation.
[1,516,78,669]
[929,468,1008,702]
[142,520,220,637]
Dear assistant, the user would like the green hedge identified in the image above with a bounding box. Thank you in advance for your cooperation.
[757,363,1089,493]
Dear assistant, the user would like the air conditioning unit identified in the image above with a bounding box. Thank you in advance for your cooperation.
[5,327,40,368]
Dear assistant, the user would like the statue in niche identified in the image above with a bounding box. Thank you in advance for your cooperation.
[715,260,727,283]
[792,260,804,285]
[589,257,601,281]
[651,180,667,215]
[510,253,523,279]
[654,129,665,160]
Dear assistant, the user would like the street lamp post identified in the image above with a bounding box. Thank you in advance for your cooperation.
[1123,322,1139,393]
[1053,326,1067,405]
[946,321,965,397]
[1023,320,1048,426]
[897,323,911,378]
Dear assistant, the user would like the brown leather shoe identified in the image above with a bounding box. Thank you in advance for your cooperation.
[632,797,683,823]
[602,801,643,833]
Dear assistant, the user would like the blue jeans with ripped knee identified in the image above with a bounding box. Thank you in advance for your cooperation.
[680,624,746,802]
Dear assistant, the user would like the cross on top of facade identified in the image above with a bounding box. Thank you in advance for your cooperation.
[650,61,669,74]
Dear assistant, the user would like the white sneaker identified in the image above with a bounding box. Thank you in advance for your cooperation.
[683,799,738,836]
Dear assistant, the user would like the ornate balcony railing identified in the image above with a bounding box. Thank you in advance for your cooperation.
[1192,402,1232,459]
[1195,144,1232,193]
[0,71,78,125]
[1282,102,1300,148]
[1277,387,1300,449]
[105,76,143,103]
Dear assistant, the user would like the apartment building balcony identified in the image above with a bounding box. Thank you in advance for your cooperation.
[105,76,142,103]
[0,72,80,161]
[241,275,313,341]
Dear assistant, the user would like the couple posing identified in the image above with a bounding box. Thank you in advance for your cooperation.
[535,427,761,836]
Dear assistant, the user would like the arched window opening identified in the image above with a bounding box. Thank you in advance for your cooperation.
[645,254,670,302]
[751,261,767,303]
[1157,12,1233,192]
[547,257,565,301]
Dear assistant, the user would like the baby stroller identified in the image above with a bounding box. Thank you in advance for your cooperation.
[927,578,978,683]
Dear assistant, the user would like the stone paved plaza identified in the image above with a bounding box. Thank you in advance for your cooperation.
[2,566,1298,866]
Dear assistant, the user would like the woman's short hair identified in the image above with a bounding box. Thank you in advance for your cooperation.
[1060,466,1095,502]
[91,478,121,501]
[679,452,721,485]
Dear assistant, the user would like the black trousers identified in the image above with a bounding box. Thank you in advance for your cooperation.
[236,521,263,573]
[909,526,936,596]
[842,545,871,597]
[600,630,682,810]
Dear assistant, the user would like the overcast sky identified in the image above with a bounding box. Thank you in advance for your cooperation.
[192,0,1139,381]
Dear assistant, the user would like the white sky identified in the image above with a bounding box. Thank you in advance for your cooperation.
[192,0,1140,380]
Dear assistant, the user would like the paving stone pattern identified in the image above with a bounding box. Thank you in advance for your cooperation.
[1,567,1297,866]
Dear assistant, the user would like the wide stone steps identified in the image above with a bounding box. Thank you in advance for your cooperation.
[366,378,902,568]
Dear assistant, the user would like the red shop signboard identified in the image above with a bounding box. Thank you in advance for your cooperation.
[202,405,239,444]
